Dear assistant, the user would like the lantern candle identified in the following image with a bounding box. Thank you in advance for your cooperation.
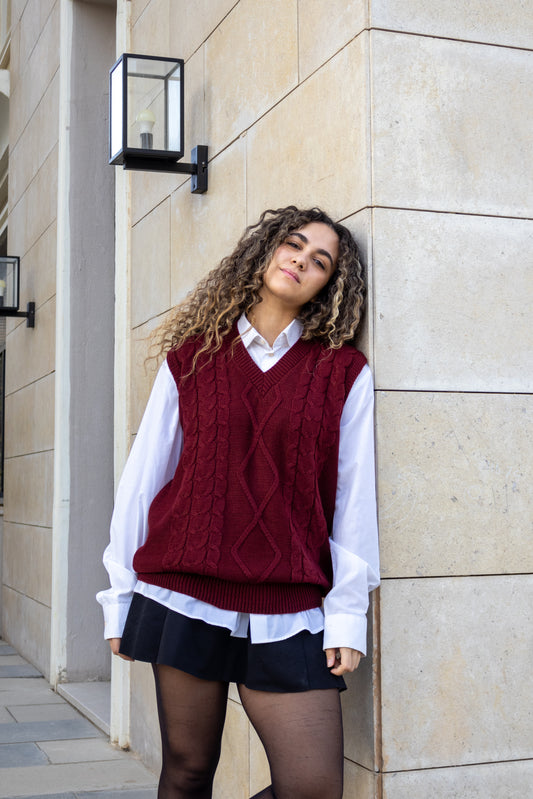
[137,109,156,149]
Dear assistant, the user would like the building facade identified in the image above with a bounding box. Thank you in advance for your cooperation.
[1,1,532,796]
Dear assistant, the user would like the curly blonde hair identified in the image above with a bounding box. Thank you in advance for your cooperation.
[152,206,365,364]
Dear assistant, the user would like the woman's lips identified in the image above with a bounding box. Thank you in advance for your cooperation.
[280,268,300,283]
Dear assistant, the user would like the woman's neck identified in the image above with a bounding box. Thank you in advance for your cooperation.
[248,301,298,347]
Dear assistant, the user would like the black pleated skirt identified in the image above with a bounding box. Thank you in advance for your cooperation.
[120,593,346,693]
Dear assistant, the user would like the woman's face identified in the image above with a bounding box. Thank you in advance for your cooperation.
[260,222,339,313]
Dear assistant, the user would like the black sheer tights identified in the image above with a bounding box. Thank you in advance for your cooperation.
[240,684,344,799]
[152,664,228,798]
[152,664,344,799]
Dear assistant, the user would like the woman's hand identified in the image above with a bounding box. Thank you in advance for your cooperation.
[108,638,135,662]
[325,647,361,676]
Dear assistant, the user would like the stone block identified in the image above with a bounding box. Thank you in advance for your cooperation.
[342,599,378,771]
[130,661,161,776]
[213,699,250,798]
[0,654,28,665]
[343,208,373,365]
[37,737,132,764]
[246,35,370,223]
[371,31,533,217]
[370,0,533,50]
[1,651,33,667]
[130,172,176,232]
[0,742,49,768]
[5,373,54,458]
[182,44,206,164]
[380,576,533,771]
[11,0,27,25]
[205,0,298,155]
[39,0,56,27]
[169,0,237,61]
[9,2,59,147]
[0,760,158,797]
[0,664,42,678]
[0,675,64,705]
[131,0,151,27]
[131,198,171,328]
[8,65,59,210]
[382,759,533,798]
[2,523,52,606]
[130,316,165,436]
[18,0,49,88]
[170,137,246,308]
[9,8,21,93]
[298,0,368,79]
[11,795,76,799]
[78,792,157,799]
[227,682,241,704]
[373,210,533,392]
[131,0,170,57]
[8,145,58,260]
[249,723,270,795]
[1,586,51,679]
[4,451,54,529]
[376,392,533,578]
[344,759,379,799]
[0,706,14,722]
[7,703,81,723]
[5,296,55,395]
[18,220,57,311]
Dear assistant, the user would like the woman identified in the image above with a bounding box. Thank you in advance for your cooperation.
[97,206,380,799]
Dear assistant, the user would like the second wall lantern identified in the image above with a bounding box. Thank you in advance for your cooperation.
[109,53,208,193]
[0,256,35,327]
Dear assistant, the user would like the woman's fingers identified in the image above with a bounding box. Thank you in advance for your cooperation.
[108,638,135,662]
[326,647,362,675]
[325,647,337,669]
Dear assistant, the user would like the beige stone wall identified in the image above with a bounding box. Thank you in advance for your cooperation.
[123,1,533,796]
[370,4,533,796]
[2,0,58,676]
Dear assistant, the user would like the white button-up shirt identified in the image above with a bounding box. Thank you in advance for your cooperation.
[97,315,380,655]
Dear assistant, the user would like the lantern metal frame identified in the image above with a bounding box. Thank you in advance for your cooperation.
[109,53,208,193]
[0,256,35,328]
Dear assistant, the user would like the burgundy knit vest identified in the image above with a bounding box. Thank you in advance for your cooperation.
[133,326,367,614]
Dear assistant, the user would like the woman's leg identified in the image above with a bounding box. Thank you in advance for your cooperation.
[239,685,344,799]
[152,664,229,799]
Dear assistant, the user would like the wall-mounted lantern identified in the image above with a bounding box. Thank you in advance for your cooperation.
[0,256,35,327]
[109,53,208,193]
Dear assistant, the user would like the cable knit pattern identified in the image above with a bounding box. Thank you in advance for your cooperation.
[133,325,366,614]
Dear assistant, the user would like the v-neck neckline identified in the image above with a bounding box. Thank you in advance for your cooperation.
[231,327,311,393]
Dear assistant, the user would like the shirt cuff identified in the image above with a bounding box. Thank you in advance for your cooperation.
[101,600,133,640]
[323,612,368,657]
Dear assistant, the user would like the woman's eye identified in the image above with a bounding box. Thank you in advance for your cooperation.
[287,240,299,249]
[314,259,325,270]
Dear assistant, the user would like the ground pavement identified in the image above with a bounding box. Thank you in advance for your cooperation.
[0,639,158,799]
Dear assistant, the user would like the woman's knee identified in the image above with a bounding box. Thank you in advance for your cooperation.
[160,735,221,796]
[160,754,218,797]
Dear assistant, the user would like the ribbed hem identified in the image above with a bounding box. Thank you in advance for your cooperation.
[136,572,325,614]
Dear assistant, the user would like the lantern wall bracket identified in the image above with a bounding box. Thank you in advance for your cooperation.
[0,302,35,328]
[122,145,208,193]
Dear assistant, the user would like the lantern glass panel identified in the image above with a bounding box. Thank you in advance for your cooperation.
[0,257,20,310]
[110,59,124,162]
[126,56,183,156]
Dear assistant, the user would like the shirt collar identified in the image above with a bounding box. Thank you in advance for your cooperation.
[237,313,303,350]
